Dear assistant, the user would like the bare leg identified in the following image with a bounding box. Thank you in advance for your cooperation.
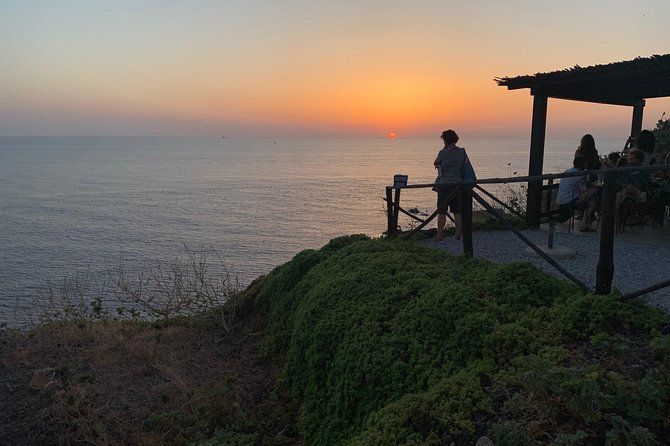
[581,201,597,229]
[580,189,598,230]
[454,213,462,240]
[435,214,447,241]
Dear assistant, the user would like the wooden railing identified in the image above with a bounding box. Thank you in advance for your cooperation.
[385,164,670,298]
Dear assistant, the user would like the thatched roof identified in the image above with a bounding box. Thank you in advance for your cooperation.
[496,54,670,106]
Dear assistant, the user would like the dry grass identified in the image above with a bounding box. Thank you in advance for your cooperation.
[1,307,300,445]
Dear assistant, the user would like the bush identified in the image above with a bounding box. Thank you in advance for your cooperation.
[651,114,670,158]
[253,237,670,445]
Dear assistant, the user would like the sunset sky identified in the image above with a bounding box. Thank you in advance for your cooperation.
[2,0,669,138]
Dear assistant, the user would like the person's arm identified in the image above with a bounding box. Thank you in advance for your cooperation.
[623,136,634,152]
[434,150,443,169]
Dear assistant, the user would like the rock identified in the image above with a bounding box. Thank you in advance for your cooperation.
[475,436,495,446]
[408,207,420,214]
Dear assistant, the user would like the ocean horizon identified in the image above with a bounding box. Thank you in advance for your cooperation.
[0,135,624,324]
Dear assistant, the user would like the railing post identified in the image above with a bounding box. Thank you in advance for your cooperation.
[461,187,473,256]
[596,171,617,294]
[546,178,554,249]
[386,186,395,236]
[545,178,553,213]
[392,187,401,234]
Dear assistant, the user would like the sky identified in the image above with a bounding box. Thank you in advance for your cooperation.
[1,0,669,138]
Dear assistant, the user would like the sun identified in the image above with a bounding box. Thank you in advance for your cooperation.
[387,132,398,139]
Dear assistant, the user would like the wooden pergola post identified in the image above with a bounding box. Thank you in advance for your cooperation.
[631,100,645,137]
[526,94,548,227]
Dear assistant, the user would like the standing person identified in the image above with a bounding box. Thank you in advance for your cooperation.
[433,130,473,242]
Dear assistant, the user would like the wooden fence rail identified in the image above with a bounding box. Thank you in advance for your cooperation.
[385,164,670,299]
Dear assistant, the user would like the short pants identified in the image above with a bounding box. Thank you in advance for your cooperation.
[557,198,588,222]
[436,186,461,215]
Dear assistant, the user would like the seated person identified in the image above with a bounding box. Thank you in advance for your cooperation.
[556,156,598,231]
[622,150,651,200]
[635,130,656,165]
[603,151,621,169]
[622,135,635,154]
[617,150,652,229]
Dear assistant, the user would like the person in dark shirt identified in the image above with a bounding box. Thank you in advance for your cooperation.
[574,134,602,171]
[635,130,656,165]
[623,151,651,193]
[617,150,652,231]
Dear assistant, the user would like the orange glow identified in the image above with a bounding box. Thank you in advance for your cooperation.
[4,2,670,137]
[388,132,397,139]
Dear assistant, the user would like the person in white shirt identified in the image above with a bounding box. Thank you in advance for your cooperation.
[557,156,598,231]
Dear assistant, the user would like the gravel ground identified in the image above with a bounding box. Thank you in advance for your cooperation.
[424,229,670,315]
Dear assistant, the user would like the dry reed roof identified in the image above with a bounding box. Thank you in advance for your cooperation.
[496,54,670,106]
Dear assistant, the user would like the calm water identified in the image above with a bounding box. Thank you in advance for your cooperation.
[0,136,621,324]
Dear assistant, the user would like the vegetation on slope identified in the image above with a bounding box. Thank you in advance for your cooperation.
[253,236,670,445]
[0,302,300,445]
[2,235,669,445]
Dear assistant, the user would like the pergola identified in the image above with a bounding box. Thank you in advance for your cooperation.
[496,54,670,226]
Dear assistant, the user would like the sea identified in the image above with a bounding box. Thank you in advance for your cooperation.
[0,136,623,324]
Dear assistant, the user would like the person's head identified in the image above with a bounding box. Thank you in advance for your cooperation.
[635,130,655,154]
[573,156,586,170]
[441,130,459,145]
[628,150,644,166]
[579,134,597,154]
[608,152,621,163]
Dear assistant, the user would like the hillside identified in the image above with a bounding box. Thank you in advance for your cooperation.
[2,235,669,445]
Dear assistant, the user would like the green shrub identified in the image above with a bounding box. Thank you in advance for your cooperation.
[253,237,670,445]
